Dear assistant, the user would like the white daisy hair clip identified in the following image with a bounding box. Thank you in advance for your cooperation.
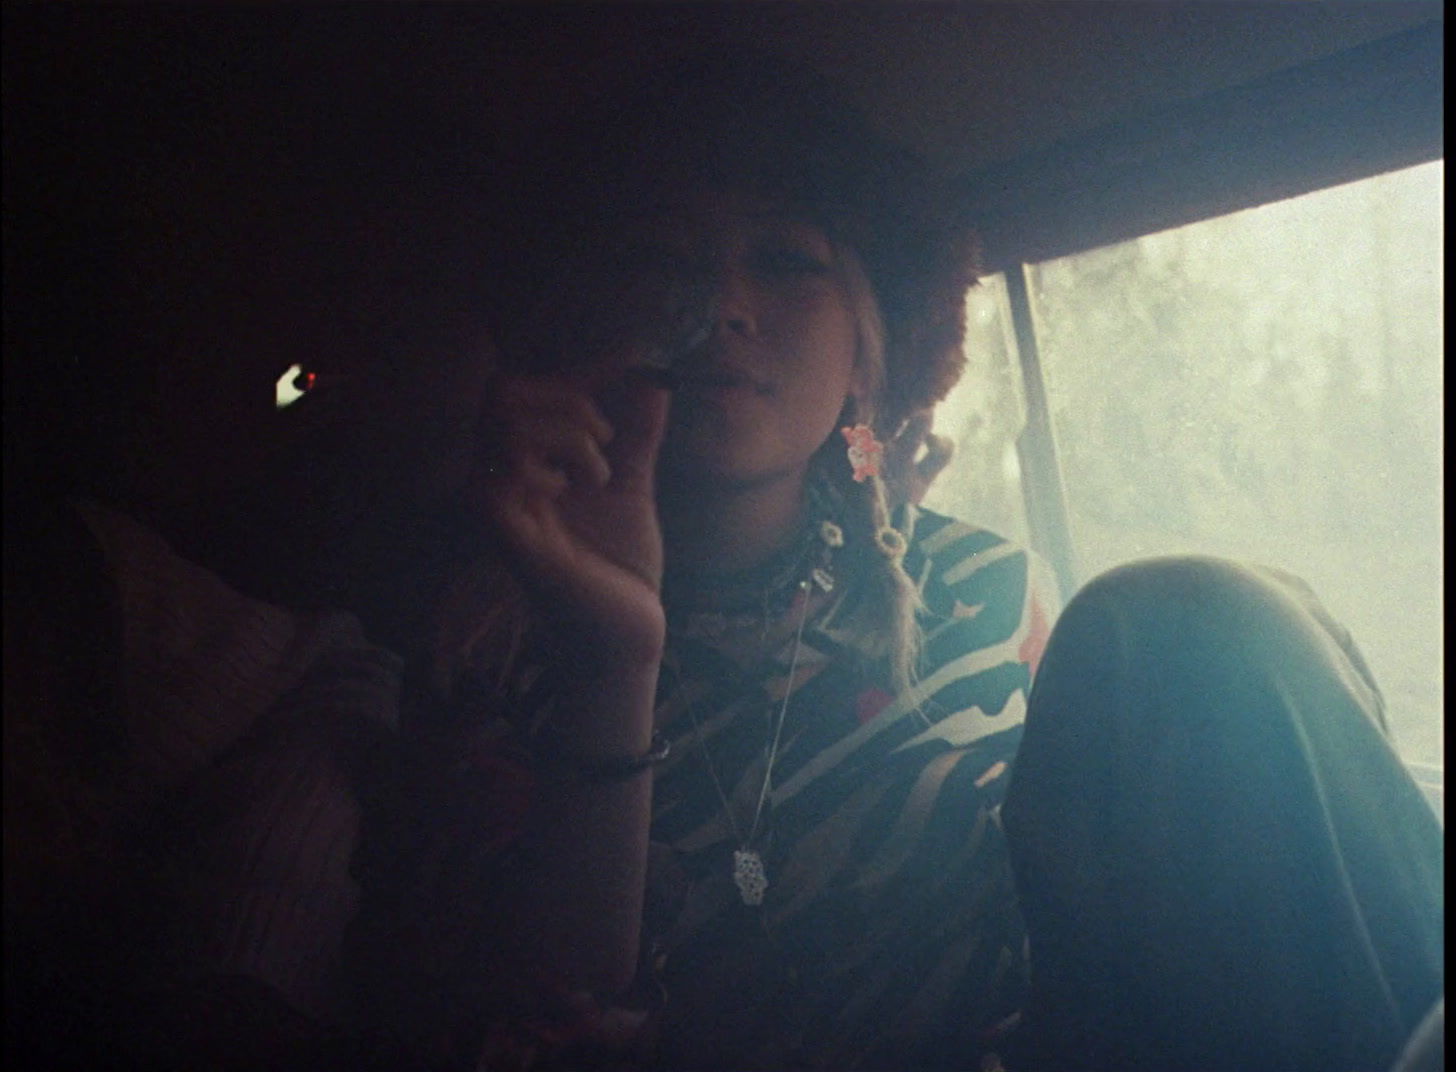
[875,525,907,561]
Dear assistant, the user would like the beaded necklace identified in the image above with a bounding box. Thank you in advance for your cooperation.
[669,483,845,906]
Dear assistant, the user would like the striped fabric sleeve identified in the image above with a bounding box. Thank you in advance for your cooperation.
[71,498,402,798]
[65,500,405,1026]
[151,699,374,1025]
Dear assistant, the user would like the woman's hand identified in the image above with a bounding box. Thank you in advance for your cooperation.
[884,408,955,508]
[469,364,672,671]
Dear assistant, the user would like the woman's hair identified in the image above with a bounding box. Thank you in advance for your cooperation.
[827,242,923,692]
[484,50,981,431]
[456,50,982,696]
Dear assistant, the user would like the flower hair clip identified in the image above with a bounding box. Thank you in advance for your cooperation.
[842,424,884,483]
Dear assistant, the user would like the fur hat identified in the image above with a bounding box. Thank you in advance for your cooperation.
[486,52,980,433]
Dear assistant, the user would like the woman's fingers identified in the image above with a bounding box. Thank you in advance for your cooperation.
[595,368,672,495]
[483,368,671,496]
[472,369,670,665]
[916,431,955,484]
[900,409,933,444]
[509,417,613,488]
[513,455,571,499]
[884,407,954,506]
[499,377,615,444]
[481,379,616,490]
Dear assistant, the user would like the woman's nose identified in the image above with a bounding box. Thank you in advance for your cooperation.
[710,263,758,337]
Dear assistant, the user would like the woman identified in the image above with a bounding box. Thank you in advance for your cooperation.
[445,54,1441,1072]
[436,57,1057,1070]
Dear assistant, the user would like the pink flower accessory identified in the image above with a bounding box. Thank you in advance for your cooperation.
[841,424,884,483]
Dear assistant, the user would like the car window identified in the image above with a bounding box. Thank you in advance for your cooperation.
[927,159,1443,803]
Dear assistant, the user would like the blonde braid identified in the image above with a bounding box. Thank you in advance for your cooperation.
[831,242,924,694]
[847,466,923,693]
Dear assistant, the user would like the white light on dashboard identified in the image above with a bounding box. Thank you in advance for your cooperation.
[275,364,316,409]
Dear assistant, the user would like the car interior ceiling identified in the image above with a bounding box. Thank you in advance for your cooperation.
[3,3,1443,256]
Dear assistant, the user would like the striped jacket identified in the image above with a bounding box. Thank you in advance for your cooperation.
[640,505,1058,1070]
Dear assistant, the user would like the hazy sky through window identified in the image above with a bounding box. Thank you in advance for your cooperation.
[928,160,1443,772]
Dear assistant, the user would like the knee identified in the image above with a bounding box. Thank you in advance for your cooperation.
[1070,554,1299,621]
[1012,557,1289,774]
[1054,554,1334,668]
[1034,553,1386,744]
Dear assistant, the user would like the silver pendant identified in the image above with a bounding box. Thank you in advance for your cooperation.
[732,848,768,905]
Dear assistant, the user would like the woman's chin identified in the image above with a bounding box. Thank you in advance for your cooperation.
[658,454,810,506]
[657,452,737,492]
[660,423,734,480]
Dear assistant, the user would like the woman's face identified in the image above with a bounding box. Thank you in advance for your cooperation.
[621,187,868,491]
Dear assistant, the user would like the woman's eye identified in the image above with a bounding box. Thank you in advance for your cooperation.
[750,247,832,279]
